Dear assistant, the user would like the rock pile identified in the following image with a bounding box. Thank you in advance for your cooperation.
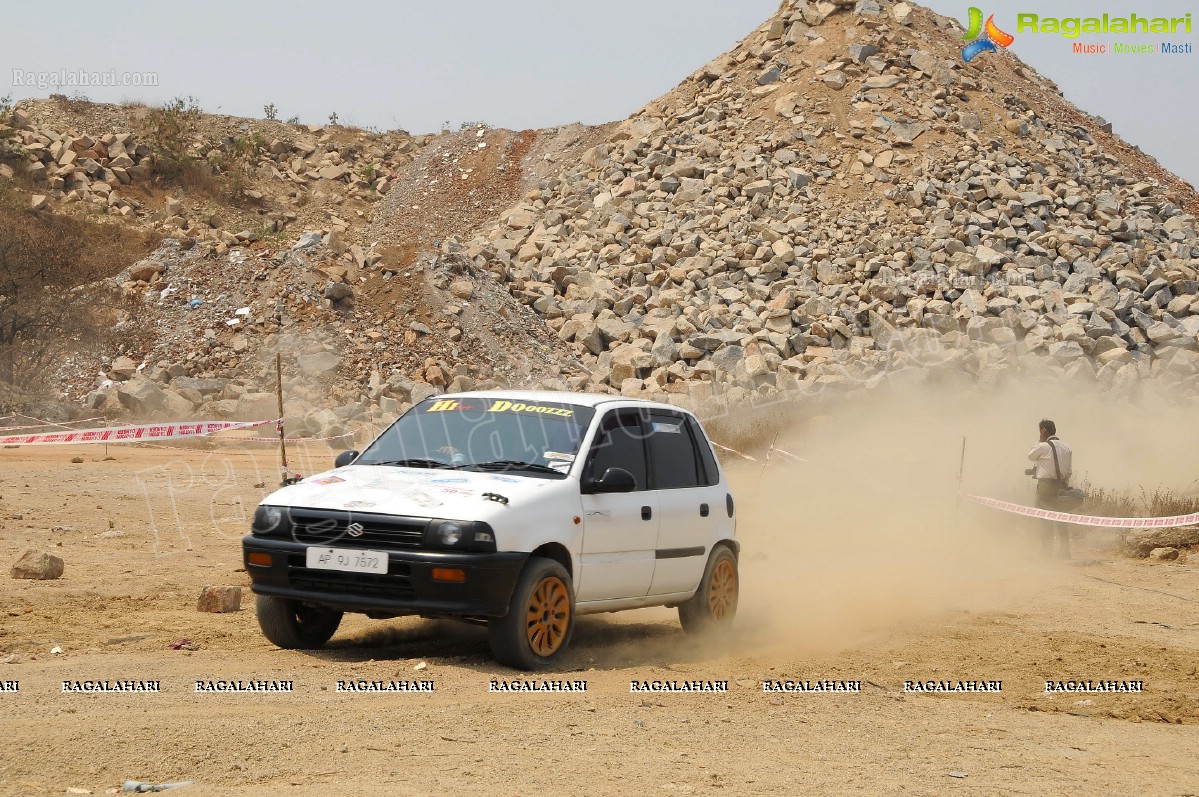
[437,0,1198,406]
[5,109,152,218]
[7,102,581,427]
[12,1,1199,426]
[365,125,612,271]
[3,98,429,253]
[63,236,565,435]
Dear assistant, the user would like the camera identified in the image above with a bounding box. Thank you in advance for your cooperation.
[1024,468,1036,476]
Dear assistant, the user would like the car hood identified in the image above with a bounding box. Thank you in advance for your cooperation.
[259,464,566,519]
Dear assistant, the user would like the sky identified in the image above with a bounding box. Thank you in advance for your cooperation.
[924,0,1199,189]
[3,0,1197,187]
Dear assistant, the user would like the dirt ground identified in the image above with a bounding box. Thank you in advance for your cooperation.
[1,433,1197,797]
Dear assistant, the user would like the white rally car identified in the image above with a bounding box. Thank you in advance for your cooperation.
[243,391,739,670]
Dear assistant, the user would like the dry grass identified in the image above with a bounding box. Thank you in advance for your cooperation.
[174,159,223,197]
[1078,481,1199,519]
[49,92,95,114]
[0,186,161,390]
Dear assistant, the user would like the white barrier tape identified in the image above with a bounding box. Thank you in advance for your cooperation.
[711,442,809,465]
[768,445,808,463]
[225,433,355,444]
[968,495,1199,528]
[0,415,105,433]
[711,441,758,462]
[0,423,57,433]
[0,419,278,447]
[17,412,104,429]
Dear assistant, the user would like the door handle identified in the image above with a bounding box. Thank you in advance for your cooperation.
[641,506,652,521]
[700,503,709,517]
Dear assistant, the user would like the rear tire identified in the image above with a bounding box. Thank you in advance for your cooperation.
[678,545,738,634]
[256,595,343,649]
[488,558,574,670]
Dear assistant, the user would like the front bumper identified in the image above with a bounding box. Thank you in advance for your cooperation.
[242,535,528,617]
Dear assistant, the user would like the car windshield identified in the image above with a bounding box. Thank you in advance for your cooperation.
[354,397,595,478]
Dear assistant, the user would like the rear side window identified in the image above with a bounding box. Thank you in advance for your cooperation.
[687,416,721,486]
[647,413,702,490]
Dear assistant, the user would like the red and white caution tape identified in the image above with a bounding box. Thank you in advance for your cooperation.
[968,495,1199,528]
[0,419,278,447]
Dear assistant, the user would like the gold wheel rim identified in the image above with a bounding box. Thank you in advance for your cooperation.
[708,559,737,621]
[525,576,570,656]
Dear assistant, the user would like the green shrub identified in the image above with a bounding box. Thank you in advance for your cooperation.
[142,96,205,182]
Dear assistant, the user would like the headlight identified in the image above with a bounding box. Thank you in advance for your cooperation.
[435,521,464,546]
[423,520,496,551]
[252,505,285,535]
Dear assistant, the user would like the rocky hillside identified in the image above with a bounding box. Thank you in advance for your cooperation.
[443,0,1199,410]
[3,0,1198,429]
[1,100,601,429]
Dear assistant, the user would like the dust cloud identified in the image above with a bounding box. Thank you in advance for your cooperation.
[711,370,1199,657]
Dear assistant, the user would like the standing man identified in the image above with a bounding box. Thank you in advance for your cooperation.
[1027,419,1073,559]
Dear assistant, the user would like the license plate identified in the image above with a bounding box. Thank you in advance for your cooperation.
[305,546,389,574]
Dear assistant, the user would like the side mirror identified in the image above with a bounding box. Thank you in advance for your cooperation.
[334,450,359,469]
[590,467,636,494]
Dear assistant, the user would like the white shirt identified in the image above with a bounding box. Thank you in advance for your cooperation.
[1028,438,1072,481]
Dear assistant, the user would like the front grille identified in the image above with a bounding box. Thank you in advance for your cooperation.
[288,554,416,600]
[285,509,427,548]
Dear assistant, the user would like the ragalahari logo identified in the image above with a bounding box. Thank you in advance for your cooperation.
[961,7,1015,61]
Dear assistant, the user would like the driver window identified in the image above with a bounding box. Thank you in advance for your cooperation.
[587,411,647,490]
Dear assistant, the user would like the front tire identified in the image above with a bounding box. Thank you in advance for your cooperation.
[488,558,574,670]
[679,545,738,634]
[256,595,343,649]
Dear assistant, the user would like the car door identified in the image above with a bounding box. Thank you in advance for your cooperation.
[576,409,659,602]
[647,411,722,596]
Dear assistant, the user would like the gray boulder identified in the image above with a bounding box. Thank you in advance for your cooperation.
[298,351,341,376]
[116,379,167,416]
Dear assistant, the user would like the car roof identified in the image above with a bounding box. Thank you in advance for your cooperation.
[425,390,695,414]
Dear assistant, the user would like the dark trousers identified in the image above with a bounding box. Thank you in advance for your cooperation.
[1036,479,1071,557]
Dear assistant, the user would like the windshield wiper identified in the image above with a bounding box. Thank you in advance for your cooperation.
[365,458,454,469]
[468,460,564,475]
